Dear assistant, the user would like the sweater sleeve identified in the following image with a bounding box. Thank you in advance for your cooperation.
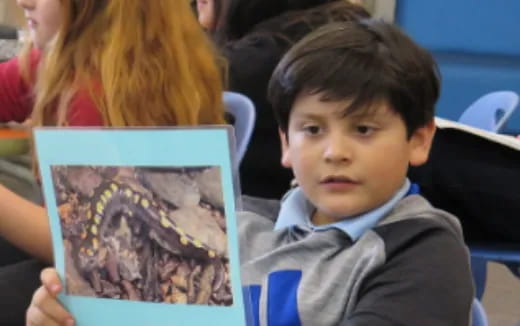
[0,53,37,123]
[343,219,474,326]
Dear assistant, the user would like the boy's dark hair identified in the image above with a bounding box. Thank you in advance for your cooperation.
[268,19,440,138]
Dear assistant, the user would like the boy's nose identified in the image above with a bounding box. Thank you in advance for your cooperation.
[323,134,352,164]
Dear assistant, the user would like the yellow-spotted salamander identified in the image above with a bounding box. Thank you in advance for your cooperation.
[78,181,218,269]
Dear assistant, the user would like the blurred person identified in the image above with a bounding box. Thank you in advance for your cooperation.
[0,0,226,323]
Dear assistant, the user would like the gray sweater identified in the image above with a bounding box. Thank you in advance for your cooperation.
[239,193,474,326]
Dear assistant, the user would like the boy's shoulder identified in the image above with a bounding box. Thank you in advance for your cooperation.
[375,193,464,239]
[367,194,466,262]
[241,194,281,221]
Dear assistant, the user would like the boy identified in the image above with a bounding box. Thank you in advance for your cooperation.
[26,20,473,325]
[239,20,474,325]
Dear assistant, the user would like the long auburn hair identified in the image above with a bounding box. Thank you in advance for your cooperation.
[21,0,226,127]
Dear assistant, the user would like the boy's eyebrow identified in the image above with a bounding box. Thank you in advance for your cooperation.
[291,112,326,120]
[344,110,381,121]
[342,103,394,121]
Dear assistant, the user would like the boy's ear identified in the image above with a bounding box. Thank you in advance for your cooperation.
[279,129,292,168]
[409,120,436,167]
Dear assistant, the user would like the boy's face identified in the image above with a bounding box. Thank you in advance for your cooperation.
[280,92,435,225]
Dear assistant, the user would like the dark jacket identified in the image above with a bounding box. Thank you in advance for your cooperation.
[222,1,370,198]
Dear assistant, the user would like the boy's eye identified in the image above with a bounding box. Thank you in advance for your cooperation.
[302,125,322,135]
[355,125,375,136]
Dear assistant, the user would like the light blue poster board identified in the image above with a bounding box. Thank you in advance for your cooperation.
[34,127,248,326]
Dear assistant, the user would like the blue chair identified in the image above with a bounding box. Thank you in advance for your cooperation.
[457,91,520,300]
[472,298,488,326]
[223,91,256,164]
[470,245,520,300]
[458,91,519,132]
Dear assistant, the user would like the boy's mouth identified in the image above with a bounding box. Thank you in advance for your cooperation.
[320,175,359,184]
[320,176,359,191]
[320,175,359,192]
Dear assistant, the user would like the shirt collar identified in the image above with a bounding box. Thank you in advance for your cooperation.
[274,179,412,241]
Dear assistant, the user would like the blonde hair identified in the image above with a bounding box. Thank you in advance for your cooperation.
[21,0,226,127]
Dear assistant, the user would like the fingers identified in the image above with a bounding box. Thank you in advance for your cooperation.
[26,304,71,326]
[26,268,74,326]
[40,268,62,296]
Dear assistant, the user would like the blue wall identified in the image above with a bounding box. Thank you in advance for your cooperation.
[395,0,520,133]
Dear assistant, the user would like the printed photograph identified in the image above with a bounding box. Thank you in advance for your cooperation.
[50,165,232,306]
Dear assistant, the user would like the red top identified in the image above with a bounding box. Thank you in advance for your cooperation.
[0,50,103,126]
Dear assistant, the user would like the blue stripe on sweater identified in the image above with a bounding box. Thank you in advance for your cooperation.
[267,270,302,326]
